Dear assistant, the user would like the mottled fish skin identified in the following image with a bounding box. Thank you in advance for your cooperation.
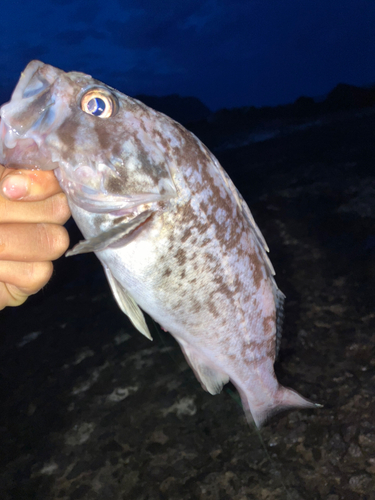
[0,61,318,426]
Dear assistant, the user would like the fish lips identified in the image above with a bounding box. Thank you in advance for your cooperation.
[0,61,67,171]
[0,118,58,170]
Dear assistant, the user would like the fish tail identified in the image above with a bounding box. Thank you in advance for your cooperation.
[237,378,320,428]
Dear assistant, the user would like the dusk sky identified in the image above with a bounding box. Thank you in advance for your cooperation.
[1,0,375,110]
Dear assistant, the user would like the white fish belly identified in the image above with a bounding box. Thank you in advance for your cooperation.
[98,211,277,379]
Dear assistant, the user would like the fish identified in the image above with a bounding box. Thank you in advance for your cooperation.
[0,61,318,427]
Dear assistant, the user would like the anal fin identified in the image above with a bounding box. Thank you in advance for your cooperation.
[179,341,229,395]
[104,265,152,341]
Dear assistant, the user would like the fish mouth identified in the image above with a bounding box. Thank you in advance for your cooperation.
[10,60,46,102]
[0,119,58,170]
[0,60,65,171]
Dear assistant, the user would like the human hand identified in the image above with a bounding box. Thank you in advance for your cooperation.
[0,166,71,309]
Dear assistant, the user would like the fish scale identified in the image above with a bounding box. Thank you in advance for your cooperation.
[0,60,319,426]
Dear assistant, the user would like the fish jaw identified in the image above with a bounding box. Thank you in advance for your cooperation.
[0,60,75,170]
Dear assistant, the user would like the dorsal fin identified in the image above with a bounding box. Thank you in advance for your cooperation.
[206,150,286,357]
[274,288,285,357]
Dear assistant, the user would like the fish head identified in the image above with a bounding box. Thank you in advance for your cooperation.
[0,61,176,213]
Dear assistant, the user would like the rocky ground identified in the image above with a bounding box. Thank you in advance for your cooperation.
[0,107,374,499]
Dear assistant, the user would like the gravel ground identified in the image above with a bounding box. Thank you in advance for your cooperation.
[1,108,374,500]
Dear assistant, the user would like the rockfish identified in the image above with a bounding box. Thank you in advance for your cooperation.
[0,61,317,426]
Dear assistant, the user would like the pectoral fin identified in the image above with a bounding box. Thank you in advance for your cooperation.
[179,341,229,395]
[66,210,153,256]
[104,266,152,340]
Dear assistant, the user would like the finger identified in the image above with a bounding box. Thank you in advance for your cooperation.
[0,223,70,262]
[0,192,71,225]
[0,261,53,297]
[0,169,63,201]
[0,282,29,309]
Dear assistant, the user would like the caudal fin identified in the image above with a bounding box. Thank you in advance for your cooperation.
[239,384,321,428]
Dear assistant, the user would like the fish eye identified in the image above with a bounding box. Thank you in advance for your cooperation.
[80,89,116,118]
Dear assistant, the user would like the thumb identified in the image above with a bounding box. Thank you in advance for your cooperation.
[0,168,63,201]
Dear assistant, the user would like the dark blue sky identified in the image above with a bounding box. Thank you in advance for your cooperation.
[1,0,375,110]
